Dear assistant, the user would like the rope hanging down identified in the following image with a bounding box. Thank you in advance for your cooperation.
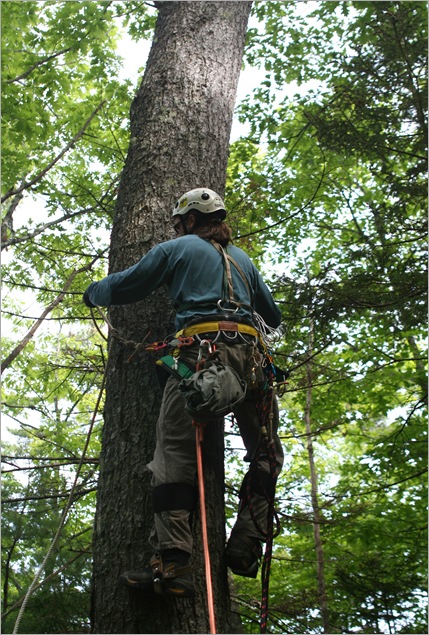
[245,362,281,634]
[193,341,217,634]
[195,422,217,634]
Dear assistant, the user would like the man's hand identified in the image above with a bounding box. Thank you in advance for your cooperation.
[83,289,95,308]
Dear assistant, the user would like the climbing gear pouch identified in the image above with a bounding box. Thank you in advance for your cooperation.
[179,358,247,421]
[155,354,194,388]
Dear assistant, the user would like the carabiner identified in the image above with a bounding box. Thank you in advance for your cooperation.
[217,299,240,314]
[198,339,213,363]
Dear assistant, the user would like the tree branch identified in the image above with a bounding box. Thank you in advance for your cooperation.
[2,207,97,251]
[2,175,118,251]
[2,487,97,505]
[2,310,95,321]
[2,455,93,461]
[1,548,91,620]
[5,47,74,84]
[1,100,107,204]
[235,147,326,240]
[1,186,24,245]
[1,255,102,374]
[2,459,98,474]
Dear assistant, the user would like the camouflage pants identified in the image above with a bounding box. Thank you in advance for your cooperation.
[147,339,284,554]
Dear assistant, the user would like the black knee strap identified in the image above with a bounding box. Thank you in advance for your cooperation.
[152,483,197,513]
[239,467,276,501]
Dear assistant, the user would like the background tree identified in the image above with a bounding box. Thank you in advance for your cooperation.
[226,1,427,632]
[90,2,252,634]
[2,1,427,634]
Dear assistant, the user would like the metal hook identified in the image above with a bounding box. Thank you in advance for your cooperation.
[217,299,239,313]
[198,339,213,363]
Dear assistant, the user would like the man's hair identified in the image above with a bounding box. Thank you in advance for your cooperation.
[190,210,232,247]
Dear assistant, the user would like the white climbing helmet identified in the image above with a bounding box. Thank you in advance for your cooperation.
[172,188,226,218]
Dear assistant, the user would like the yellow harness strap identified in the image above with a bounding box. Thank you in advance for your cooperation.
[177,321,259,339]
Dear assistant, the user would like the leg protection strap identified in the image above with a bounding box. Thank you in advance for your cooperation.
[152,483,197,513]
[239,467,276,502]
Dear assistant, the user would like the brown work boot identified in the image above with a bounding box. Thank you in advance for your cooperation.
[226,534,262,578]
[119,548,194,597]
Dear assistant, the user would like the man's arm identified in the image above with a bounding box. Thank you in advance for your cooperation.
[83,244,171,308]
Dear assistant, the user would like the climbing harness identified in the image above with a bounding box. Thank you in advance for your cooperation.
[178,319,259,339]
[184,338,284,635]
[210,240,252,308]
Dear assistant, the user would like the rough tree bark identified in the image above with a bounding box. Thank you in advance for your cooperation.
[91,2,252,633]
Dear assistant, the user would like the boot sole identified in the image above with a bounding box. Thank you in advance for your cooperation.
[227,560,259,578]
[119,572,195,597]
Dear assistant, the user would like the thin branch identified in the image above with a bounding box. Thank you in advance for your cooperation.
[1,186,25,244]
[1,254,102,374]
[1,548,91,620]
[2,487,97,505]
[235,148,326,240]
[2,207,98,251]
[5,47,73,84]
[1,100,107,204]
[353,468,428,498]
[1,455,95,462]
[2,311,95,322]
[2,174,118,250]
[2,459,99,474]
[11,375,105,634]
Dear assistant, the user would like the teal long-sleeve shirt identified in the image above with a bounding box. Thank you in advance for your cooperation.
[84,235,281,330]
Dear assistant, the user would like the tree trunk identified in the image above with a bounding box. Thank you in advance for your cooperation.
[91,2,252,633]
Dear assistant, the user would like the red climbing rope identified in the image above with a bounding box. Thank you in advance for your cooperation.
[193,343,217,634]
[195,421,217,634]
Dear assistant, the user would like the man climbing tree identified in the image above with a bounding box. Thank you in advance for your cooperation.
[84,187,283,624]
[86,3,266,634]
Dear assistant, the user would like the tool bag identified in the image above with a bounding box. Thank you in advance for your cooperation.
[179,357,247,421]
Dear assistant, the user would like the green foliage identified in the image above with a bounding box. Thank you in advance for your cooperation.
[2,1,125,192]
[226,1,427,633]
[1,2,153,632]
[1,1,427,633]
[2,327,102,633]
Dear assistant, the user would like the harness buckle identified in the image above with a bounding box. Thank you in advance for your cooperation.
[217,299,240,313]
[152,554,164,594]
[177,336,195,347]
[146,340,167,351]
